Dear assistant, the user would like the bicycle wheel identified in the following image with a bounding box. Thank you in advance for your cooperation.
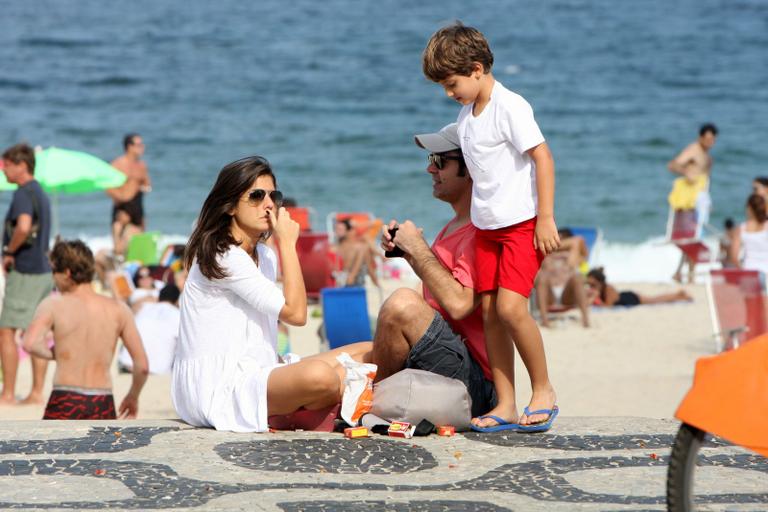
[667,422,707,512]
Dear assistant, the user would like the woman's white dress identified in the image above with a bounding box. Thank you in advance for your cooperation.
[172,244,285,432]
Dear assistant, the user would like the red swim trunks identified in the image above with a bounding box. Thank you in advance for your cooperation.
[475,217,544,297]
[43,387,117,420]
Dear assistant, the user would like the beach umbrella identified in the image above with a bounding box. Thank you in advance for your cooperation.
[0,147,126,193]
[0,147,127,232]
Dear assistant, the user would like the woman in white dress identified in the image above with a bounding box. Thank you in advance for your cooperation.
[172,156,371,432]
[730,194,768,278]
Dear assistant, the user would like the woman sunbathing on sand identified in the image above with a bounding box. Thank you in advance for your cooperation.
[586,268,692,307]
[172,156,371,432]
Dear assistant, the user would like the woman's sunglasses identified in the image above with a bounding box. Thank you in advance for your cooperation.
[246,189,283,206]
[428,153,462,170]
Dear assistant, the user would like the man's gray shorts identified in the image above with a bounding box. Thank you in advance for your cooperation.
[405,311,497,417]
[0,271,53,329]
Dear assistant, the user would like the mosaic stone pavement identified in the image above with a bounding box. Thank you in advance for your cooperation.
[0,418,765,511]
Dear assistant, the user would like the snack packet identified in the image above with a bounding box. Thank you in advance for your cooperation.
[337,352,377,426]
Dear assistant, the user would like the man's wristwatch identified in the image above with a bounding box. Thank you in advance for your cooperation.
[2,246,16,257]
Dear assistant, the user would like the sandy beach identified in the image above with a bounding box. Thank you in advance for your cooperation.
[0,277,711,423]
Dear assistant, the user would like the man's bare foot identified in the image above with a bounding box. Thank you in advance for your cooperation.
[19,393,44,405]
[0,393,17,405]
[519,387,557,425]
[676,290,693,301]
[470,405,519,429]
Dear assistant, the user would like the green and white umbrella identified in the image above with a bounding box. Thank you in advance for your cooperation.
[0,147,126,192]
[0,147,127,233]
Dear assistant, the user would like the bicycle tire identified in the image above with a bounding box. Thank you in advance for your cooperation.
[667,422,707,512]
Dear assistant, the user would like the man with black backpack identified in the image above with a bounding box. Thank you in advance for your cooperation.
[0,143,53,404]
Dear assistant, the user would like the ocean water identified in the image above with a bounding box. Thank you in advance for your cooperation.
[1,0,766,281]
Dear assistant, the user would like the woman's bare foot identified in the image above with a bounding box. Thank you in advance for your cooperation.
[471,404,520,428]
[0,393,17,405]
[19,392,45,405]
[519,387,557,425]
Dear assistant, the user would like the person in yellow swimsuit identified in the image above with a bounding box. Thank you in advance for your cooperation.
[667,123,718,283]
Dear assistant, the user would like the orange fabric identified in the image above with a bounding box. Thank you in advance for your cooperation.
[337,212,372,236]
[675,334,768,457]
[286,207,311,231]
[110,274,133,301]
[365,218,384,241]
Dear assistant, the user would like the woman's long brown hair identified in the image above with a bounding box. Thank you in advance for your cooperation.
[184,156,276,280]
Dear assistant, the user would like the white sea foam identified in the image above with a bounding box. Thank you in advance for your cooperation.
[71,233,721,284]
[72,234,189,257]
[591,236,721,284]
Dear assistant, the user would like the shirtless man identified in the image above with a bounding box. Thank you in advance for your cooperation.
[668,123,717,182]
[107,134,151,255]
[333,219,380,288]
[22,239,148,419]
[667,123,718,282]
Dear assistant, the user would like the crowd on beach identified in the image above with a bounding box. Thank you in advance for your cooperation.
[0,22,758,436]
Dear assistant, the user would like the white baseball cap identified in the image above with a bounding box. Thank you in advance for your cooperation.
[414,123,460,153]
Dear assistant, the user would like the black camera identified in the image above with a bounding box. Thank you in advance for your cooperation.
[385,227,405,258]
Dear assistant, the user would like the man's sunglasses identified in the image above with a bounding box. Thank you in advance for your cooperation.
[246,189,283,206]
[428,153,462,170]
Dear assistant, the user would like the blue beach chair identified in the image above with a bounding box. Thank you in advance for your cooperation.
[562,226,603,268]
[320,287,371,350]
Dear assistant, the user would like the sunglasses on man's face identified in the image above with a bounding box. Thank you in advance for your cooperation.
[246,189,283,207]
[428,153,462,170]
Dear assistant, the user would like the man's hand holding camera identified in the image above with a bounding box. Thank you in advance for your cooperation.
[382,220,428,262]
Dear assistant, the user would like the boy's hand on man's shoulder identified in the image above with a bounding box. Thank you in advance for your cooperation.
[534,216,560,256]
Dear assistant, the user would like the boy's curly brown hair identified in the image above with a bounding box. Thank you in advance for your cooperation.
[49,239,95,284]
[422,22,494,82]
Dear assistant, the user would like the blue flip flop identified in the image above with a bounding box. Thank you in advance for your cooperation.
[470,415,523,433]
[517,406,559,433]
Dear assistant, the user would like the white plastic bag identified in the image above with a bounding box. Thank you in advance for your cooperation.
[337,352,377,426]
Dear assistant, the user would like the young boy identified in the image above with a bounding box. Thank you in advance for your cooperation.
[22,239,148,420]
[423,22,559,432]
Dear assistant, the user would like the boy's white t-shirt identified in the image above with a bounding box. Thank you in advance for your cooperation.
[457,80,545,230]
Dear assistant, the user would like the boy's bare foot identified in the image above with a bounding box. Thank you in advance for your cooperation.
[520,387,557,425]
[0,393,17,405]
[672,271,682,283]
[19,393,45,405]
[470,405,519,429]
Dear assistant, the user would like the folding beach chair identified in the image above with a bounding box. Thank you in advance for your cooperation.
[664,207,715,275]
[320,287,371,350]
[707,269,768,352]
[295,232,335,301]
